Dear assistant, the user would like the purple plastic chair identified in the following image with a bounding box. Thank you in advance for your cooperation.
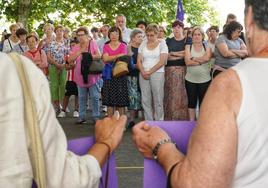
[143,121,196,188]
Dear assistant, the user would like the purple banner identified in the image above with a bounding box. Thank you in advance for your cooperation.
[176,0,185,21]
[143,121,196,188]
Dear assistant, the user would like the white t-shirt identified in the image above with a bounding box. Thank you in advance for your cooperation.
[138,39,168,73]
[232,58,268,188]
[2,38,20,53]
[0,52,101,188]
[122,27,132,44]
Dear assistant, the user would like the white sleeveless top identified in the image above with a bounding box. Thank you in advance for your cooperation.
[232,58,268,188]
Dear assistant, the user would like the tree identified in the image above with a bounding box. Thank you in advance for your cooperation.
[0,0,219,32]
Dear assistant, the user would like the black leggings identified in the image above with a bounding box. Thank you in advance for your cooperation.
[185,80,210,108]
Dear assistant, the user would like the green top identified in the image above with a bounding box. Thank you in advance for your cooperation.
[185,45,211,83]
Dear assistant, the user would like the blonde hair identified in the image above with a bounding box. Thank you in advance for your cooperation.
[145,23,159,34]
[9,24,19,32]
[192,26,205,40]
[43,23,54,32]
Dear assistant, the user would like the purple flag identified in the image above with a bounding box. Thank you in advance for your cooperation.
[176,0,185,21]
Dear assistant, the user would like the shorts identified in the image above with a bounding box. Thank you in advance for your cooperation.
[65,81,78,96]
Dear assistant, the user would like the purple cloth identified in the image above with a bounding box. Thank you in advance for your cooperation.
[33,137,118,188]
[67,137,118,188]
[143,121,195,188]
[176,0,185,21]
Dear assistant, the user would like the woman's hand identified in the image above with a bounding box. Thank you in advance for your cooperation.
[95,111,127,153]
[141,70,151,80]
[132,121,170,158]
[55,63,65,70]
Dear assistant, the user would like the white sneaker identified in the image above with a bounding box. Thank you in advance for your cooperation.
[66,107,70,113]
[58,111,66,118]
[73,110,79,117]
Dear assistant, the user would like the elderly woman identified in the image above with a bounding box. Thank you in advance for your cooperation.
[137,24,168,120]
[0,52,127,187]
[68,26,102,124]
[47,25,69,114]
[102,26,128,116]
[184,26,212,120]
[164,20,189,120]
[2,23,20,53]
[207,26,219,68]
[213,21,248,77]
[127,28,144,128]
[38,23,55,53]
[23,34,48,73]
[158,25,167,40]
[133,0,268,187]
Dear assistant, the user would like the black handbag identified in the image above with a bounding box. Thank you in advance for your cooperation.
[87,41,104,74]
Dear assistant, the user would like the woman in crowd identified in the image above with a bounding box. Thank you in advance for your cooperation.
[164,20,189,120]
[133,0,268,187]
[102,26,129,116]
[213,21,248,77]
[185,26,212,120]
[23,34,48,73]
[68,26,102,123]
[38,23,55,53]
[2,23,20,53]
[13,28,28,54]
[127,28,144,128]
[207,26,219,70]
[0,52,127,187]
[137,24,168,120]
[47,25,69,113]
[158,25,167,40]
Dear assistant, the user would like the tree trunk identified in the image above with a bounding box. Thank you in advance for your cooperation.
[17,0,31,29]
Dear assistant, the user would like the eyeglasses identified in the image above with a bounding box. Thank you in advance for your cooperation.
[77,33,86,37]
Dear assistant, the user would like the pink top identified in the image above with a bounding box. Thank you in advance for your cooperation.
[103,42,128,61]
[70,40,101,87]
[23,49,48,69]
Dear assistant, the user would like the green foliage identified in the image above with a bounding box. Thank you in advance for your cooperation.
[0,0,219,33]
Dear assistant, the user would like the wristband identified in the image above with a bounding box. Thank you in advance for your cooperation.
[152,138,175,160]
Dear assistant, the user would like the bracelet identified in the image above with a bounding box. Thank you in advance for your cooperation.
[166,161,181,188]
[152,138,175,160]
[97,141,111,188]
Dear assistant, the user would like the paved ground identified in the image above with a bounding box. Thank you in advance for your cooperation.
[58,107,144,188]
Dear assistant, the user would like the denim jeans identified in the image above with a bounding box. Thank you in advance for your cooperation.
[78,81,101,121]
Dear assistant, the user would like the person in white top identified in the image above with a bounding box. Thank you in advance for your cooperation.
[132,0,268,187]
[115,14,132,44]
[0,52,127,187]
[137,24,168,120]
[2,23,20,53]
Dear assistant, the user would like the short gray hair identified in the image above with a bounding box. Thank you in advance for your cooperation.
[130,28,143,40]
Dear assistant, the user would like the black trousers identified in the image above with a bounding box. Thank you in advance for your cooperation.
[185,80,211,108]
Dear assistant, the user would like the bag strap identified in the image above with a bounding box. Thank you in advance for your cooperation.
[8,53,47,188]
[8,38,13,50]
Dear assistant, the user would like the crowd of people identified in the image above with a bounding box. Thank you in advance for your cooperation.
[2,0,268,186]
[0,13,248,127]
